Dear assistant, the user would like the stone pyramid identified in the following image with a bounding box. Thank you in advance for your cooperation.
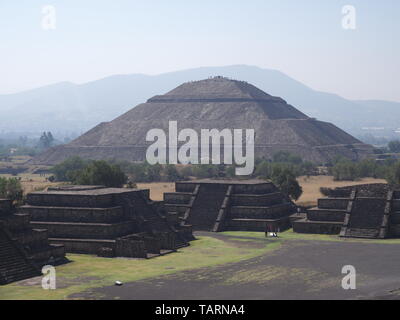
[33,77,374,165]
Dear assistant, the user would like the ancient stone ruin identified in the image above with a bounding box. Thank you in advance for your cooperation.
[18,186,194,259]
[0,199,66,285]
[163,180,296,232]
[293,184,400,239]
[33,77,374,165]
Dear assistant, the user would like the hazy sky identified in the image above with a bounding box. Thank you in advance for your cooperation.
[1,0,399,101]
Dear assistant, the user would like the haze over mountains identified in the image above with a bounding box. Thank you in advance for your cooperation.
[0,65,399,140]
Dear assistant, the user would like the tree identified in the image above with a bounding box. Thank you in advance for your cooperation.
[270,165,303,201]
[192,164,219,178]
[146,164,162,182]
[388,140,400,153]
[74,161,127,187]
[52,156,88,181]
[39,132,55,149]
[386,161,400,187]
[331,160,359,181]
[164,164,182,181]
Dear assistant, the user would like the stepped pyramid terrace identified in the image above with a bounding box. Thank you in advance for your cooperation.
[293,184,400,239]
[33,77,374,165]
[0,199,66,285]
[163,180,296,232]
[18,186,194,259]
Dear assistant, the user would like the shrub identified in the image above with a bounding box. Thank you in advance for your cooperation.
[0,177,23,202]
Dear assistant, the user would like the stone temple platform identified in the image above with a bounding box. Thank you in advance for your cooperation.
[19,186,194,259]
[163,179,296,232]
[0,199,66,285]
[293,184,400,239]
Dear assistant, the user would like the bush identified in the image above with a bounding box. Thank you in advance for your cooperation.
[192,165,219,179]
[330,160,360,181]
[0,177,23,202]
[74,161,127,187]
[388,140,400,153]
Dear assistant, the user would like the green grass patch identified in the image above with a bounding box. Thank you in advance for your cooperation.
[0,236,280,300]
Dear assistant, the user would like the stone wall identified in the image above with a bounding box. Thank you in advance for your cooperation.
[293,220,342,235]
[230,203,293,219]
[307,209,346,222]
[230,193,283,206]
[20,206,125,223]
[31,221,136,239]
[318,198,349,210]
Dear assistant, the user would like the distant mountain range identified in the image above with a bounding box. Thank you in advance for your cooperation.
[0,65,399,140]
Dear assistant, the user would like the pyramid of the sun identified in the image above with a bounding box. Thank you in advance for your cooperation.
[33,77,374,165]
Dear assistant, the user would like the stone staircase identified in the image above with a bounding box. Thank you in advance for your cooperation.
[0,227,40,285]
[340,190,391,239]
[0,198,66,284]
[186,184,228,231]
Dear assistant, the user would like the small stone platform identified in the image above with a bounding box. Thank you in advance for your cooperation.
[293,184,400,239]
[19,186,194,258]
[163,179,296,232]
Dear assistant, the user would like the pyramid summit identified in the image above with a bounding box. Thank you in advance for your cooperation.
[33,77,374,165]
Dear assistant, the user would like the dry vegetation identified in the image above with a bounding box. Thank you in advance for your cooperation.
[0,172,386,205]
[137,182,175,200]
[0,173,59,194]
[295,175,386,207]
[141,176,386,205]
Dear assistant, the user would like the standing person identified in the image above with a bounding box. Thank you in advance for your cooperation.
[265,223,270,237]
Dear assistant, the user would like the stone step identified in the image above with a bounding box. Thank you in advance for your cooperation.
[0,270,39,285]
[225,217,291,232]
[229,203,294,220]
[48,238,116,255]
[164,203,190,215]
[163,192,192,205]
[306,208,347,222]
[31,221,136,240]
[2,214,31,232]
[390,212,400,224]
[175,183,198,193]
[11,229,49,248]
[344,228,380,238]
[292,219,343,235]
[392,200,400,211]
[389,224,400,236]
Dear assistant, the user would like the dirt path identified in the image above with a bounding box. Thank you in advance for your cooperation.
[73,233,400,300]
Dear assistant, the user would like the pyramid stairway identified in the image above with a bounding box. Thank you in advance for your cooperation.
[0,227,40,285]
[186,184,228,231]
